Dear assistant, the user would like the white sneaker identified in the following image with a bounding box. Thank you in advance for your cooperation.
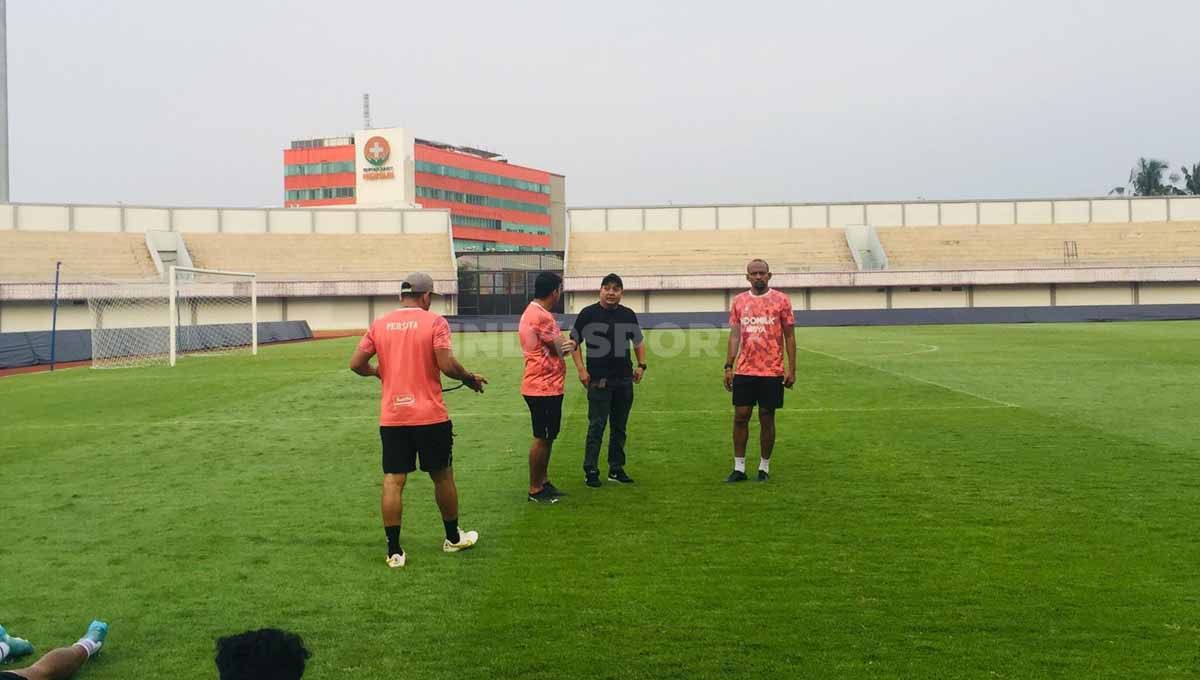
[443,529,479,553]
[386,552,406,568]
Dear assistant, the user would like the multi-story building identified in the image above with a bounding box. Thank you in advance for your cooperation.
[283,127,564,251]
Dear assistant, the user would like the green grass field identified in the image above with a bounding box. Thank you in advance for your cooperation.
[3,321,1200,679]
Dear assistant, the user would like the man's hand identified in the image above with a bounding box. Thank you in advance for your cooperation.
[465,373,488,393]
[724,367,734,392]
[784,369,796,389]
[349,349,379,379]
[578,369,590,389]
[559,337,577,355]
[633,366,645,384]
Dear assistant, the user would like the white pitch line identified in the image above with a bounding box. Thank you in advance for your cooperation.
[6,404,1016,431]
[861,341,941,359]
[799,346,1020,409]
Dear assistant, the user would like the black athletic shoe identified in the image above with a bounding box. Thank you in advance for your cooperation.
[544,481,567,497]
[527,487,560,504]
[725,470,748,483]
[608,469,634,484]
[584,470,602,488]
[757,470,769,482]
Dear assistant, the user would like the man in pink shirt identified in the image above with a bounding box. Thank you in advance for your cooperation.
[349,272,488,568]
[723,259,797,483]
[519,272,576,504]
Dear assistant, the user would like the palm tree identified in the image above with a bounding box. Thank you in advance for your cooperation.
[1129,157,1172,196]
[1183,163,1200,195]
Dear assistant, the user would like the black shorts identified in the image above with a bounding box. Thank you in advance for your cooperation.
[380,421,454,474]
[732,374,785,410]
[2,672,27,680]
[524,394,564,441]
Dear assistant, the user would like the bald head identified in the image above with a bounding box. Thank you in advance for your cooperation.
[747,258,769,274]
[746,258,771,293]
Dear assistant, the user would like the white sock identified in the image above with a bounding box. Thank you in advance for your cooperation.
[74,638,100,657]
[0,641,10,662]
[733,457,745,473]
[759,458,771,473]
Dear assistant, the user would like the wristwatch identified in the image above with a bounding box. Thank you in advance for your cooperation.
[637,363,647,370]
[724,363,733,370]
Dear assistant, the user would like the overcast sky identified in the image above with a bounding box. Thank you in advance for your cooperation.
[8,0,1200,208]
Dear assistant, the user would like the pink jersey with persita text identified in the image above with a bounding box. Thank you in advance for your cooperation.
[358,307,452,426]
[729,289,795,377]
[518,301,566,396]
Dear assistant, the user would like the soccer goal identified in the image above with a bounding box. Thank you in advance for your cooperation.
[88,267,257,369]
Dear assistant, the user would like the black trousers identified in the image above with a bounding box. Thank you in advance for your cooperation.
[584,379,634,473]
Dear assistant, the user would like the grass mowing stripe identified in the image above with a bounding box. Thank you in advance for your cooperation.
[799,345,1020,408]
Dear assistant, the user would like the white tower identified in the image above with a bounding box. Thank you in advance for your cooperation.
[0,0,9,202]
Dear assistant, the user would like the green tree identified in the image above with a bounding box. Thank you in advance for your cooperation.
[1182,163,1200,195]
[1128,157,1173,196]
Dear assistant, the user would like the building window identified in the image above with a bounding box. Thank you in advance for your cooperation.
[415,186,548,215]
[285,187,355,201]
[454,215,502,230]
[415,160,550,194]
[285,161,355,176]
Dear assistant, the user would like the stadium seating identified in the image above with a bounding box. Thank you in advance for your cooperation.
[878,221,1200,270]
[0,231,158,281]
[183,233,456,280]
[566,229,857,276]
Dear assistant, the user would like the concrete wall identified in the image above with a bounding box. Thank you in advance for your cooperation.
[549,175,567,250]
[0,300,91,332]
[646,290,725,313]
[1139,282,1200,304]
[973,285,1053,308]
[0,202,450,235]
[891,286,970,309]
[810,288,889,310]
[568,196,1200,233]
[1056,283,1134,306]
[288,297,371,330]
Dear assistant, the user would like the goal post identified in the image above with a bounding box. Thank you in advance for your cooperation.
[88,267,257,369]
[168,266,257,367]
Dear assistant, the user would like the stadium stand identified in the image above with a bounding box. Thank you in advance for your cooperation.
[184,233,456,280]
[878,221,1200,270]
[0,231,158,281]
[567,228,856,277]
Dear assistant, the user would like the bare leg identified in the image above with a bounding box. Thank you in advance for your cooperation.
[759,410,776,460]
[8,645,88,680]
[429,466,459,520]
[528,438,552,494]
[732,406,753,461]
[381,472,407,528]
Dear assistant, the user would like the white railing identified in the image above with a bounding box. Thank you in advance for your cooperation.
[0,201,451,235]
[568,196,1200,232]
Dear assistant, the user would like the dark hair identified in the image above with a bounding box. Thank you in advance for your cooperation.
[400,291,426,300]
[534,272,562,299]
[216,628,311,680]
[600,273,623,290]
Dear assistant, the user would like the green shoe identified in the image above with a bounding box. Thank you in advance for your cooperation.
[84,620,108,646]
[0,624,35,660]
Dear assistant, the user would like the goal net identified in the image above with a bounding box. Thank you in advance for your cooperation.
[88,267,257,369]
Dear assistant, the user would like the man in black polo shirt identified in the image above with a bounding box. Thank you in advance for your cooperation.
[570,273,646,487]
